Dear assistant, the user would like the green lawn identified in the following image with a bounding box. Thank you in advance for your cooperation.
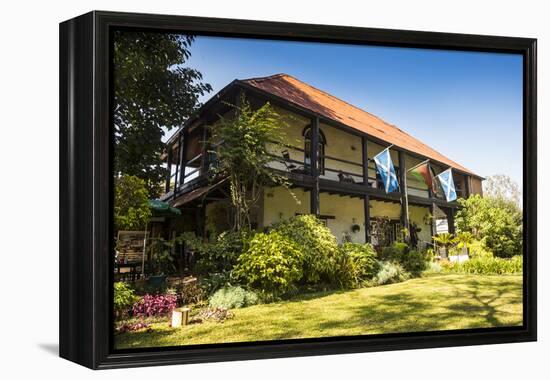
[115,274,523,349]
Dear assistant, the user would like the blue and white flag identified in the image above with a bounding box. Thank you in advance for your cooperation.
[436,168,457,202]
[373,148,399,193]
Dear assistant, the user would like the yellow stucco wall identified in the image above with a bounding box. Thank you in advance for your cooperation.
[262,187,436,247]
[370,199,401,219]
[267,105,310,167]
[368,200,432,247]
[320,193,365,244]
[262,187,310,227]
[320,123,363,181]
[409,205,432,246]
[266,107,365,182]
[262,187,366,244]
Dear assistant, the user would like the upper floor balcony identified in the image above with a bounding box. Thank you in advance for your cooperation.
[162,111,474,204]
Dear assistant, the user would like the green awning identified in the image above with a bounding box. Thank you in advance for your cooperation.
[148,199,181,215]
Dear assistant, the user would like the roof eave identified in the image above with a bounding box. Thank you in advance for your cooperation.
[165,79,241,146]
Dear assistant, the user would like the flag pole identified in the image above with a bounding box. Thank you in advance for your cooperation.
[373,144,395,158]
[397,151,411,244]
[404,173,410,244]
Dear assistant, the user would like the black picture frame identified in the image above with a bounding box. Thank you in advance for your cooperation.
[59,10,537,369]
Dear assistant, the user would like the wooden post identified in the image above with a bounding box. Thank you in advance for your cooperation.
[463,174,470,199]
[201,125,209,175]
[173,143,180,192]
[364,194,371,243]
[447,208,456,235]
[310,117,320,216]
[165,147,172,193]
[362,136,369,187]
[178,130,187,186]
[431,203,437,237]
[398,150,410,238]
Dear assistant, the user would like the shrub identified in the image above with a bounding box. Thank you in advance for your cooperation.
[272,215,338,284]
[190,230,251,275]
[200,271,233,295]
[379,242,429,276]
[468,239,494,258]
[179,281,205,305]
[441,255,522,275]
[233,232,303,296]
[334,243,380,287]
[148,238,178,276]
[132,293,178,318]
[401,249,430,276]
[379,242,408,262]
[374,261,411,285]
[209,286,259,309]
[331,245,359,289]
[114,282,139,318]
[424,261,442,274]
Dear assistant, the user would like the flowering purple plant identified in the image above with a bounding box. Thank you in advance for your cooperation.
[132,293,178,317]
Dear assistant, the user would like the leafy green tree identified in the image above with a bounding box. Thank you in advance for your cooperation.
[113,32,212,196]
[114,175,152,231]
[455,195,522,258]
[209,97,291,231]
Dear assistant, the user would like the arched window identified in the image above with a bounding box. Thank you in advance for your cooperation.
[303,126,326,175]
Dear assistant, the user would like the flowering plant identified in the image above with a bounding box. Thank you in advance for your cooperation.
[132,293,178,317]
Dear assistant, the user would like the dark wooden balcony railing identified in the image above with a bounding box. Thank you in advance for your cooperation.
[266,144,385,189]
[167,139,465,202]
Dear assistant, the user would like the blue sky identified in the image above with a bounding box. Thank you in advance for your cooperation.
[184,36,523,188]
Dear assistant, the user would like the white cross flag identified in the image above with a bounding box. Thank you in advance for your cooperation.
[373,148,400,193]
[436,168,457,202]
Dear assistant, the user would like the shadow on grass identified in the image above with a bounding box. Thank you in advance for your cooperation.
[332,277,522,333]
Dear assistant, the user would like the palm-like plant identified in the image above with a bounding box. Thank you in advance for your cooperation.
[433,233,455,257]
[454,231,474,254]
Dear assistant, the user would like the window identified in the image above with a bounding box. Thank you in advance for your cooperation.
[303,126,326,175]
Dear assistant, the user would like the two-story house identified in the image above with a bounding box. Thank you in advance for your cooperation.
[161,74,483,248]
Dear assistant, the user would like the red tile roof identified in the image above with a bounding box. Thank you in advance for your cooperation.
[242,74,478,177]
